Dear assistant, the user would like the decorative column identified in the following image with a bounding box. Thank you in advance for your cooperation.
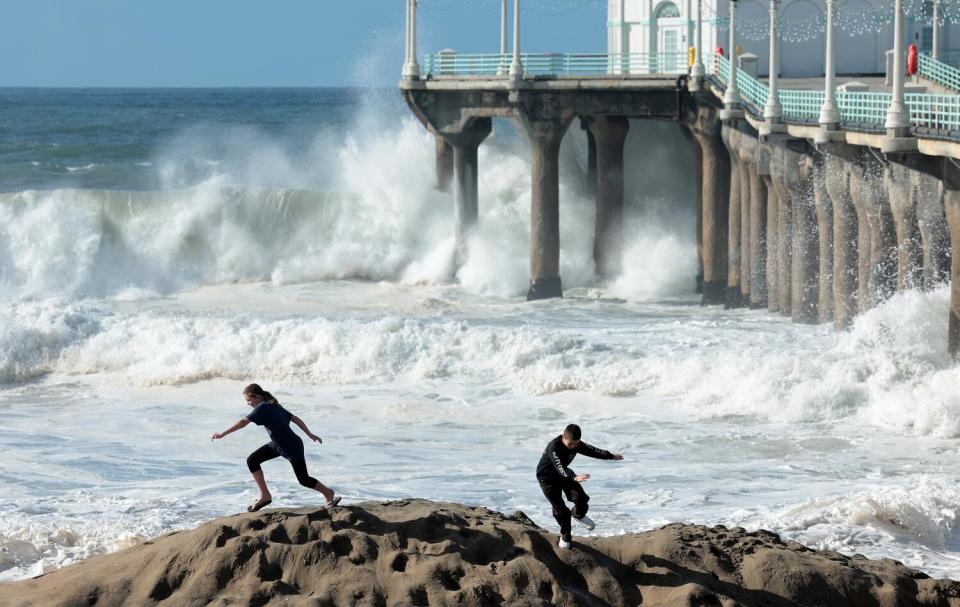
[499,0,509,74]
[720,0,744,120]
[816,0,841,143]
[933,0,942,61]
[884,0,912,144]
[589,117,630,278]
[691,106,731,306]
[690,0,706,87]
[762,0,783,134]
[403,0,420,79]
[509,0,524,81]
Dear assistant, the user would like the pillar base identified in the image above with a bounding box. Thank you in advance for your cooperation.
[696,272,704,294]
[701,281,726,306]
[527,276,563,301]
[881,134,918,153]
[814,125,845,144]
[951,310,959,358]
[725,286,746,308]
[719,106,745,121]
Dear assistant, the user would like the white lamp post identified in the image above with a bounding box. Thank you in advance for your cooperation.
[933,0,941,61]
[763,0,783,133]
[721,0,744,119]
[403,0,420,79]
[817,0,841,137]
[509,0,524,81]
[499,0,509,74]
[885,0,910,136]
[690,0,705,84]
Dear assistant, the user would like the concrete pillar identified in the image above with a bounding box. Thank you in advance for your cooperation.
[847,162,877,312]
[763,170,779,312]
[509,0,523,81]
[588,116,630,278]
[946,189,960,357]
[686,126,705,293]
[824,154,859,328]
[817,0,841,140]
[723,128,744,306]
[885,163,923,291]
[749,150,768,308]
[855,158,898,307]
[790,155,819,323]
[445,119,493,267]
[582,118,597,193]
[521,112,573,300]
[812,155,834,322]
[691,107,730,306]
[435,137,454,192]
[913,171,951,288]
[770,147,793,314]
[738,141,753,300]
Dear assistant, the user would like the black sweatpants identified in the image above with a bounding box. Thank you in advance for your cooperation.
[538,476,590,540]
[247,443,318,489]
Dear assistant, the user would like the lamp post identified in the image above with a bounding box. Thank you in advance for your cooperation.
[499,0,509,74]
[509,0,523,81]
[720,0,744,119]
[690,0,705,86]
[933,0,941,61]
[885,0,910,137]
[763,0,783,133]
[403,0,420,79]
[817,0,841,139]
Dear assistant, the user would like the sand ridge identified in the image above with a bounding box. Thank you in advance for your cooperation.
[3,499,960,606]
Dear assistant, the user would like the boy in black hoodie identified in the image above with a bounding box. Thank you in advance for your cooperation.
[536,423,624,549]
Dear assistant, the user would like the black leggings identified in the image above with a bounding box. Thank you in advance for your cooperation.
[538,477,590,540]
[246,444,318,489]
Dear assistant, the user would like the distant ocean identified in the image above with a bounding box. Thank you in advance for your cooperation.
[2,87,959,582]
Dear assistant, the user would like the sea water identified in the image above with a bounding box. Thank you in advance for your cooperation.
[2,88,960,582]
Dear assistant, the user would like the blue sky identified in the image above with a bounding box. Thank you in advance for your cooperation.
[0,0,606,87]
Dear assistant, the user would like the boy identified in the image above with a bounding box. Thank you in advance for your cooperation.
[535,424,624,549]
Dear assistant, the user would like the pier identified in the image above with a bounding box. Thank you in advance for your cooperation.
[400,0,960,357]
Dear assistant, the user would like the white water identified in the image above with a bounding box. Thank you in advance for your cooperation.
[2,115,960,584]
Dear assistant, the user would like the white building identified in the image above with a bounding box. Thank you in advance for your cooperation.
[608,0,959,77]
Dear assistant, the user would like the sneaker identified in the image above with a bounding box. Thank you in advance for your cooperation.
[558,537,572,550]
[575,515,596,531]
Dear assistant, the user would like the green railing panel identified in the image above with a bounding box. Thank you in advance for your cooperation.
[908,92,960,132]
[421,52,688,77]
[780,90,824,122]
[918,53,960,92]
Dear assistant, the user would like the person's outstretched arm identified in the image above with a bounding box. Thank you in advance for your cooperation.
[291,415,322,443]
[211,418,250,440]
[577,442,624,461]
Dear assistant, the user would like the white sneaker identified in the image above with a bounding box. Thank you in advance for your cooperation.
[558,537,572,550]
[575,515,596,531]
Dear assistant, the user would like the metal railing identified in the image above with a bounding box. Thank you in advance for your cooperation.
[918,53,960,92]
[422,52,689,77]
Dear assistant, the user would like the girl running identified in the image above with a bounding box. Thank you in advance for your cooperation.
[211,383,341,512]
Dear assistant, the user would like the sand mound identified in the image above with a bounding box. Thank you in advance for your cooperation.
[4,499,960,606]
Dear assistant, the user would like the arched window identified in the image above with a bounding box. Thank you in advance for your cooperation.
[655,2,681,18]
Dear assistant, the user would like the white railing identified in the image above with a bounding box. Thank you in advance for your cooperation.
[422,52,689,77]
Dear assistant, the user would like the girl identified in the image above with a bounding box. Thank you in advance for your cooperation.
[212,383,341,512]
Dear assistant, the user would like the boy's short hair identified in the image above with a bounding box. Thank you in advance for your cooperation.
[563,424,581,440]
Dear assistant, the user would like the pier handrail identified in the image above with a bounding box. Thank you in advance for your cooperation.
[421,51,689,78]
[918,52,960,93]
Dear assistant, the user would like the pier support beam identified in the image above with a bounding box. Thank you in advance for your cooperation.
[847,161,875,312]
[738,139,754,303]
[435,137,454,192]
[443,119,492,267]
[913,171,951,288]
[770,147,793,314]
[748,142,768,308]
[762,169,779,312]
[691,106,730,305]
[942,161,960,357]
[520,109,574,300]
[790,155,819,323]
[582,118,597,194]
[812,155,834,323]
[588,116,630,278]
[885,163,923,291]
[824,154,858,328]
[723,128,745,307]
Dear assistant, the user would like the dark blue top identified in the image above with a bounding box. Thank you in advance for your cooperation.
[246,402,305,461]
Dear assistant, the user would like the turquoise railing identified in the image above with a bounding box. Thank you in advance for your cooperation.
[908,93,960,132]
[918,53,960,92]
[422,52,689,77]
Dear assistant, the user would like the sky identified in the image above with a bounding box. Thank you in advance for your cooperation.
[0,0,606,87]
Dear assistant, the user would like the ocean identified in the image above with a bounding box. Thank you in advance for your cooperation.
[1,87,959,582]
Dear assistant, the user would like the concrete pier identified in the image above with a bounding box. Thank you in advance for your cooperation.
[770,147,793,315]
[847,160,876,313]
[886,163,923,291]
[588,116,630,279]
[947,191,960,357]
[738,138,753,303]
[522,110,574,300]
[824,154,858,328]
[435,137,454,192]
[763,169,779,312]
[723,128,744,307]
[445,119,492,267]
[790,155,819,324]
[690,105,730,306]
[812,156,834,323]
[748,145,768,308]
[861,159,898,306]
[913,171,951,289]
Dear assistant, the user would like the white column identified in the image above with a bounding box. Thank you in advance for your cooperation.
[499,0,509,74]
[933,0,941,61]
[763,0,782,124]
[818,0,840,127]
[723,0,742,108]
[691,0,705,80]
[885,0,910,132]
[620,0,628,74]
[509,0,523,80]
[403,0,420,79]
